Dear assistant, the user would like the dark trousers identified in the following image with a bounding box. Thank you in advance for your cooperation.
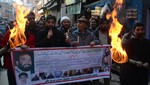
[7,69,17,85]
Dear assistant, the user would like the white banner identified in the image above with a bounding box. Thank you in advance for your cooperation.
[12,45,111,85]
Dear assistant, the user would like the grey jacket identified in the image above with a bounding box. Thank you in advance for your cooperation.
[71,29,100,46]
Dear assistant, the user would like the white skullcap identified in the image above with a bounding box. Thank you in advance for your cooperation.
[60,16,70,23]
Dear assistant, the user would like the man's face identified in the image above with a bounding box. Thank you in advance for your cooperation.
[18,54,32,71]
[46,19,56,28]
[77,21,87,30]
[27,15,35,26]
[100,21,109,31]
[19,75,27,84]
[38,20,45,28]
[90,20,97,28]
[134,26,145,38]
[61,19,70,29]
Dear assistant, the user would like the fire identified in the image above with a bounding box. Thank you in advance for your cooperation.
[107,0,128,63]
[9,3,30,48]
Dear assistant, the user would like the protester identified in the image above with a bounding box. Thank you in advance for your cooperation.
[71,15,99,47]
[93,17,111,85]
[57,16,72,46]
[25,11,40,40]
[37,20,45,30]
[120,22,150,85]
[0,11,38,85]
[94,18,111,45]
[36,15,68,47]
[70,15,99,85]
[89,17,99,32]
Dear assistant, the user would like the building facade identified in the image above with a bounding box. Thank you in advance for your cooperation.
[0,1,14,20]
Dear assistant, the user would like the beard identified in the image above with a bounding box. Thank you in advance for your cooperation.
[46,26,55,30]
[101,28,108,32]
[18,63,32,71]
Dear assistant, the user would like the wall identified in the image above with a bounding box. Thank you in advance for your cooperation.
[143,0,150,39]
[0,2,14,20]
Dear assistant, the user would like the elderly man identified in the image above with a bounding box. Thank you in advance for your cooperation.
[71,15,99,47]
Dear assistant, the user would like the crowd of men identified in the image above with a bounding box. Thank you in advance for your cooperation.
[0,11,150,85]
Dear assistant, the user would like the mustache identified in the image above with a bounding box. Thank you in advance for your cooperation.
[23,64,31,67]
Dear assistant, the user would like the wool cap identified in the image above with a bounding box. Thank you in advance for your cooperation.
[60,16,70,23]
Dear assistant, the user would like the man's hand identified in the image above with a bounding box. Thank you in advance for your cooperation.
[90,41,95,47]
[65,38,71,44]
[72,41,79,47]
[136,61,143,67]
[47,30,53,39]
[20,44,29,50]
[143,62,149,68]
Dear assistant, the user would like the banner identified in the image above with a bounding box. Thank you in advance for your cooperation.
[11,45,111,85]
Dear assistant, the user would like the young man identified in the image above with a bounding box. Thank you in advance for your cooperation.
[120,22,150,85]
[94,18,111,45]
[89,18,99,32]
[93,18,111,85]
[36,15,68,47]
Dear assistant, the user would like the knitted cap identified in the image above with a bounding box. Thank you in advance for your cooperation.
[60,16,70,23]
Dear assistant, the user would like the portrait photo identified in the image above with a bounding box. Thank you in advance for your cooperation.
[14,51,34,72]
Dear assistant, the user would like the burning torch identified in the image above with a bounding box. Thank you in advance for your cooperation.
[0,2,30,57]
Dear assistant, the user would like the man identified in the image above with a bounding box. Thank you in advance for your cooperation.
[16,53,32,72]
[93,18,111,85]
[120,22,150,85]
[18,72,28,85]
[89,17,99,32]
[25,11,40,39]
[57,16,71,33]
[70,15,99,85]
[0,11,37,85]
[36,15,68,47]
[94,18,111,45]
[57,16,72,46]
[71,15,99,47]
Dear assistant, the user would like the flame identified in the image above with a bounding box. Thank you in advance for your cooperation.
[107,0,128,63]
[9,3,30,48]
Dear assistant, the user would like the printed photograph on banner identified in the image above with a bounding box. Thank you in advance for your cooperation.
[12,46,111,85]
[13,51,34,85]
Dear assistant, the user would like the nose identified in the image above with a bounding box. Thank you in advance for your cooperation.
[24,59,31,64]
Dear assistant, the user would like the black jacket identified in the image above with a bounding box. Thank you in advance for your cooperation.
[36,27,68,47]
